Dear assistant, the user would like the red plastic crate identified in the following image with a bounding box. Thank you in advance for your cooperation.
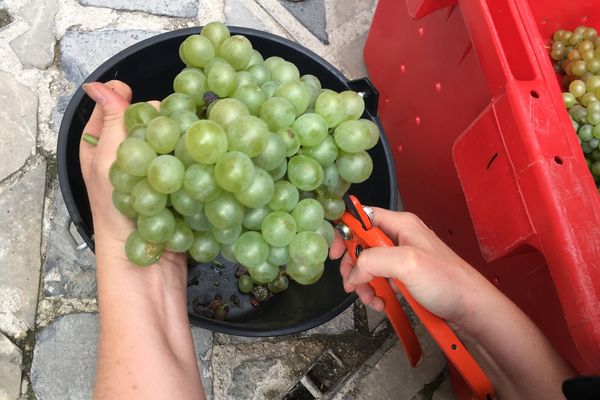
[365,0,600,377]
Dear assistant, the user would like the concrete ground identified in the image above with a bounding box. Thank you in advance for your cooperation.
[0,0,456,399]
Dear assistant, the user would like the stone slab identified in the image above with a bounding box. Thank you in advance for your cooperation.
[330,0,376,29]
[433,375,457,400]
[42,192,96,299]
[0,5,13,30]
[0,333,22,400]
[279,0,328,44]
[304,303,354,336]
[79,0,198,18]
[0,71,37,182]
[336,30,368,79]
[30,313,98,400]
[191,327,214,400]
[225,0,266,31]
[0,162,46,339]
[8,0,57,69]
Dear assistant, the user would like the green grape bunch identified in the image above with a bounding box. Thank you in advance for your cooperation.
[109,22,380,300]
[550,26,600,190]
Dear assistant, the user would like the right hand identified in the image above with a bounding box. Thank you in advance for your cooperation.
[329,207,496,328]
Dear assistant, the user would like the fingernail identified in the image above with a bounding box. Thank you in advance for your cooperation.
[82,82,106,104]
[348,269,357,284]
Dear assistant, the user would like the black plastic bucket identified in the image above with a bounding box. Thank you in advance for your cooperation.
[57,27,398,336]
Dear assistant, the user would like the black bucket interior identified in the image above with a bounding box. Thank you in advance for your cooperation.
[57,27,398,336]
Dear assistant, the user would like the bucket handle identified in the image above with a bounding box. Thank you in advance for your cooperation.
[64,216,89,251]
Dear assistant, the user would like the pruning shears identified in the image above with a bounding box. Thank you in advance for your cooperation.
[335,194,495,400]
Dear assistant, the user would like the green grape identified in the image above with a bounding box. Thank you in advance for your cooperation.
[268,160,287,181]
[246,49,264,69]
[303,136,339,167]
[586,76,600,93]
[201,21,230,50]
[327,176,351,197]
[592,124,600,139]
[336,150,373,183]
[275,80,310,116]
[562,92,576,108]
[316,187,345,220]
[170,189,203,216]
[235,167,275,208]
[582,141,593,153]
[270,61,300,83]
[288,155,324,191]
[226,115,269,157]
[124,102,159,130]
[207,62,238,97]
[171,110,200,133]
[259,97,296,131]
[570,105,588,124]
[592,149,600,160]
[292,199,324,232]
[166,219,194,252]
[128,124,146,139]
[180,35,215,68]
[232,84,266,116]
[234,231,269,268]
[147,155,185,194]
[277,127,301,157]
[287,260,324,285]
[212,224,242,245]
[315,220,335,246]
[268,275,289,293]
[205,191,245,229]
[253,132,287,171]
[160,92,197,116]
[247,260,279,284]
[218,35,253,70]
[137,208,176,244]
[238,274,253,293]
[299,190,316,200]
[221,242,237,262]
[185,120,228,164]
[184,210,211,231]
[175,135,196,168]
[322,163,341,187]
[214,151,255,192]
[109,162,142,193]
[582,92,598,106]
[588,111,600,125]
[189,231,220,262]
[268,245,289,265]
[300,74,321,107]
[243,206,270,230]
[584,27,598,41]
[183,163,221,201]
[237,70,256,87]
[570,80,587,97]
[146,116,181,154]
[292,113,328,146]
[174,68,207,107]
[551,47,565,61]
[130,179,168,216]
[268,180,299,212]
[117,138,157,176]
[203,57,228,75]
[590,138,600,149]
[208,98,249,129]
[125,230,163,266]
[334,120,371,153]
[586,58,600,73]
[315,90,345,128]
[112,190,137,218]
[591,161,600,175]
[261,81,281,98]
[577,39,594,53]
[588,101,600,113]
[289,231,328,265]
[264,56,285,72]
[261,211,297,247]
[572,60,587,76]
[339,90,365,121]
[248,64,271,86]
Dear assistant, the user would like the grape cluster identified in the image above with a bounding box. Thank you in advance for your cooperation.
[109,22,379,296]
[551,26,600,188]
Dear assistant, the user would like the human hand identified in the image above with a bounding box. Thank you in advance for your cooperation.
[329,207,496,329]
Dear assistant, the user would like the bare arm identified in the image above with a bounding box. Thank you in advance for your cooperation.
[80,81,204,400]
[331,207,574,399]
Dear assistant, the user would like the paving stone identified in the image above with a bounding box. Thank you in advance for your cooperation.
[0,333,22,400]
[0,162,46,339]
[304,303,354,336]
[0,4,13,30]
[330,0,376,29]
[433,375,456,400]
[8,0,57,69]
[336,30,368,79]
[79,0,197,18]
[366,306,386,331]
[42,192,96,299]
[225,0,266,31]
[30,313,98,400]
[212,339,325,399]
[0,71,37,182]
[279,0,328,44]
[60,28,161,87]
[192,327,214,400]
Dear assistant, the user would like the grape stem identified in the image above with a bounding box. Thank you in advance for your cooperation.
[82,133,99,146]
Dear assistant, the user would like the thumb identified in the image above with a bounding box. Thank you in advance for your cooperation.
[82,82,130,132]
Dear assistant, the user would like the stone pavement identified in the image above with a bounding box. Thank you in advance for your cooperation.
[0,0,456,399]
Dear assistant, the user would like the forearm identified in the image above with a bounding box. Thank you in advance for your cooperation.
[458,280,574,399]
[93,235,204,400]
